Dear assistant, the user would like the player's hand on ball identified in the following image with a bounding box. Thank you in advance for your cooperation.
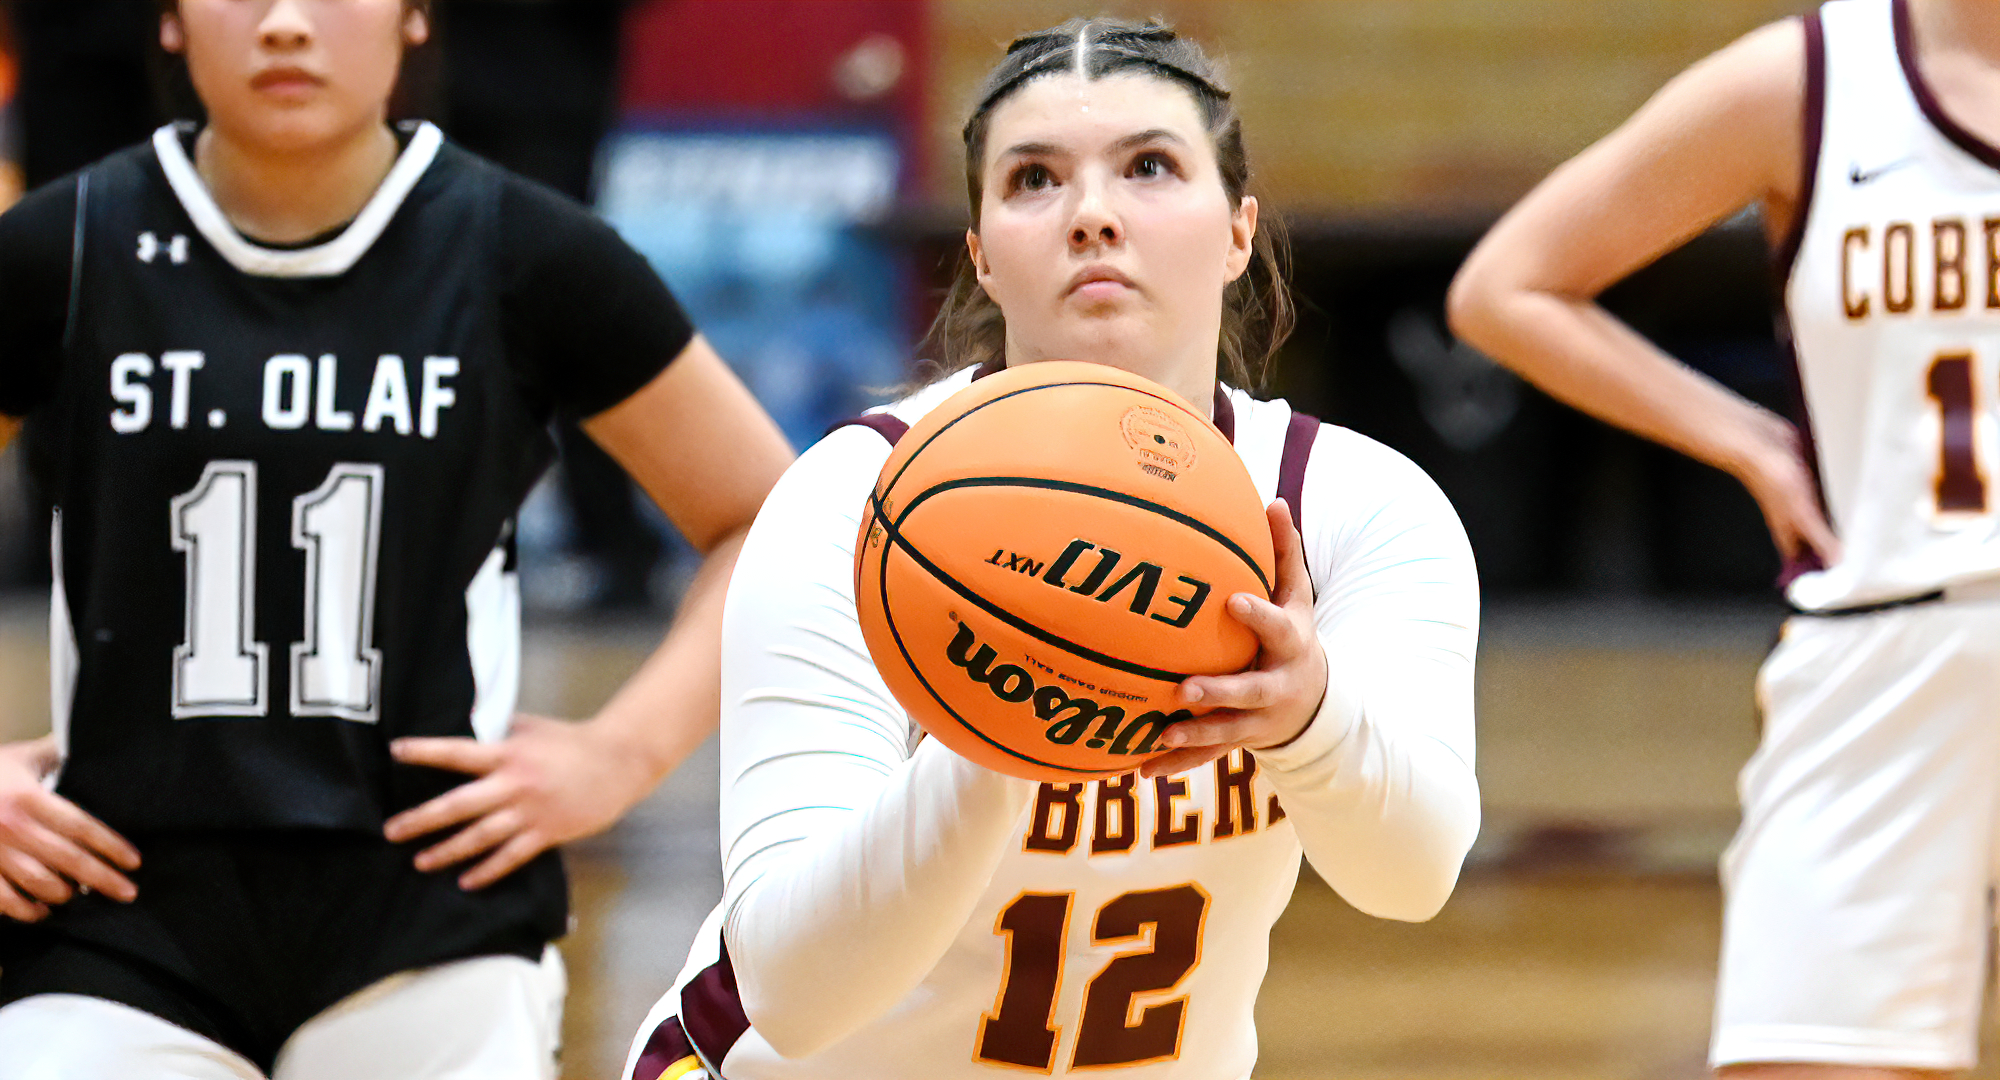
[0,735,141,920]
[1141,500,1327,780]
[384,715,658,890]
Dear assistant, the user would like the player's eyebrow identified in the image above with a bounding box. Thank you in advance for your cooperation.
[1108,128,1185,153]
[998,140,1066,160]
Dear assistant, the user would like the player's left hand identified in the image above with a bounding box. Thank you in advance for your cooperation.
[1142,500,1327,780]
[383,715,659,889]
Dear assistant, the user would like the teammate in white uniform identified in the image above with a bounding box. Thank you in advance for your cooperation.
[1452,0,2000,1076]
[626,18,1481,1080]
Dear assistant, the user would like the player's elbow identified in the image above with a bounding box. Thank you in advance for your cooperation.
[1444,256,1504,356]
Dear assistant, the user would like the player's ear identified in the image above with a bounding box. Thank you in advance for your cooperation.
[160,11,186,54]
[1225,195,1258,284]
[403,6,430,48]
[967,228,993,288]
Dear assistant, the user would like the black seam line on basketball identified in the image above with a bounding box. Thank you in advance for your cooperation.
[876,379,1212,507]
[904,475,1272,597]
[872,514,1124,777]
[869,486,1197,685]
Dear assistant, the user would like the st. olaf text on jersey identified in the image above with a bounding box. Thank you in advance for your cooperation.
[1837,216,2000,319]
[1021,749,1286,856]
[106,352,461,437]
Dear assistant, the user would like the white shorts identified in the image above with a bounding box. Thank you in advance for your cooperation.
[0,946,565,1080]
[1715,601,2000,1069]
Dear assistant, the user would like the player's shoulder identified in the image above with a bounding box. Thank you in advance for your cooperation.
[879,365,981,425]
[1672,13,1809,113]
[1260,399,1464,540]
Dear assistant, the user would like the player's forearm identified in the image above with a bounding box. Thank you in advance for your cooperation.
[725,740,1036,1058]
[581,526,747,786]
[0,415,19,454]
[1256,661,1480,922]
[1450,285,1791,483]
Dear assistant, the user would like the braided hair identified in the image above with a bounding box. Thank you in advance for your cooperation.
[924,17,1293,390]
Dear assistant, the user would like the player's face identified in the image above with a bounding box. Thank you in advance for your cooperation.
[165,0,427,153]
[970,73,1256,399]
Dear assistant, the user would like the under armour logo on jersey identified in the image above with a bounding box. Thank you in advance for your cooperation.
[138,232,190,265]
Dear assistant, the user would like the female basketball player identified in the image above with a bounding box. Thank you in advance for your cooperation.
[0,0,791,1076]
[625,19,1480,1079]
[1449,0,2000,1076]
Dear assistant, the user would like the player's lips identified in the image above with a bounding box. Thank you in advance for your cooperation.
[1066,265,1138,301]
[250,67,326,95]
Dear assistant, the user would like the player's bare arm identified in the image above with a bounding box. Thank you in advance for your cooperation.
[1448,18,1837,566]
[0,415,143,921]
[384,336,792,889]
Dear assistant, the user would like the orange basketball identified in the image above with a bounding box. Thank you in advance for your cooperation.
[854,361,1277,781]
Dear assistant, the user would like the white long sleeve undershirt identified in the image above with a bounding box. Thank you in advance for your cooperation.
[716,401,1481,1058]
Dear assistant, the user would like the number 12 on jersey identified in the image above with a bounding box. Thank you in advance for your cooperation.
[978,884,1210,1071]
[170,460,385,721]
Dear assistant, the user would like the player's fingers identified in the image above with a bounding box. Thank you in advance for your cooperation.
[1181,668,1287,712]
[389,736,504,776]
[0,845,73,905]
[458,831,550,891]
[1265,501,1315,611]
[1139,745,1232,780]
[30,794,141,871]
[0,877,49,923]
[9,818,136,902]
[1236,592,1309,661]
[1156,711,1259,750]
[413,807,523,873]
[383,775,514,843]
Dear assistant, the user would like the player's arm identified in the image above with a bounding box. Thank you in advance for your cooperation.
[714,427,1038,1059]
[1157,440,1481,922]
[384,336,791,888]
[0,415,17,453]
[1447,18,1835,565]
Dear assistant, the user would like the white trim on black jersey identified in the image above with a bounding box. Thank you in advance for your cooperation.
[151,121,444,279]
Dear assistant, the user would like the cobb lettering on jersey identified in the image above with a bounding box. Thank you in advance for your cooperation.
[1836,216,2000,320]
[1021,750,1289,855]
[107,351,460,438]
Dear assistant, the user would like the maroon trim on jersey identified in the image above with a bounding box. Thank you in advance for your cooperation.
[1276,410,1319,534]
[679,941,751,1066]
[1773,10,1825,279]
[631,1016,701,1080]
[1895,0,2000,171]
[1212,386,1236,442]
[973,358,1006,381]
[833,413,910,446]
[1772,318,1833,588]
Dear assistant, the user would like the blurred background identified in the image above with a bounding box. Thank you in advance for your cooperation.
[2,2,1980,1078]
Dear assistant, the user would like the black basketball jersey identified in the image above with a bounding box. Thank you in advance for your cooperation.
[10,122,691,834]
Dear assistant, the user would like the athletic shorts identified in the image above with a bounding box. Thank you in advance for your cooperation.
[1715,598,2000,1069]
[0,944,564,1079]
[0,831,567,1074]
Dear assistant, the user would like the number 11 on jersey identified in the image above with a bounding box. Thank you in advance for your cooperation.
[170,460,385,721]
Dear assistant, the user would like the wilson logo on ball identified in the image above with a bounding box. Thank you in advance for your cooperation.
[944,621,1188,755]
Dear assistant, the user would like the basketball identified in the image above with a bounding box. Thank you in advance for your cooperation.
[854,361,1278,781]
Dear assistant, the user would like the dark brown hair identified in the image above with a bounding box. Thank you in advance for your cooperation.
[153,0,433,18]
[924,16,1293,390]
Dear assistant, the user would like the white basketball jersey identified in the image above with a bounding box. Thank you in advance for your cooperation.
[1785,0,2000,610]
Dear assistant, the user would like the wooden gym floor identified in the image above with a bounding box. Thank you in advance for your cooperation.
[6,598,2000,1079]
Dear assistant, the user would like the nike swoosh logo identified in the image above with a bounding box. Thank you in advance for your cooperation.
[1849,157,1918,185]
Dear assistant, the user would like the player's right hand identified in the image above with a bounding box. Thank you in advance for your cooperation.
[0,734,140,921]
[1735,414,1841,573]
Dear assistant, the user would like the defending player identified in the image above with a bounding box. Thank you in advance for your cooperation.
[1450,0,2000,1075]
[626,19,1481,1079]
[0,1,792,1076]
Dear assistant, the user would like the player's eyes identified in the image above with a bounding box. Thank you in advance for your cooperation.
[1008,163,1056,194]
[1129,152,1179,180]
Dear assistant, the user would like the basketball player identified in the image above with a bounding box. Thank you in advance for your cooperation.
[1449,0,2000,1076]
[0,1,791,1077]
[625,19,1481,1079]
